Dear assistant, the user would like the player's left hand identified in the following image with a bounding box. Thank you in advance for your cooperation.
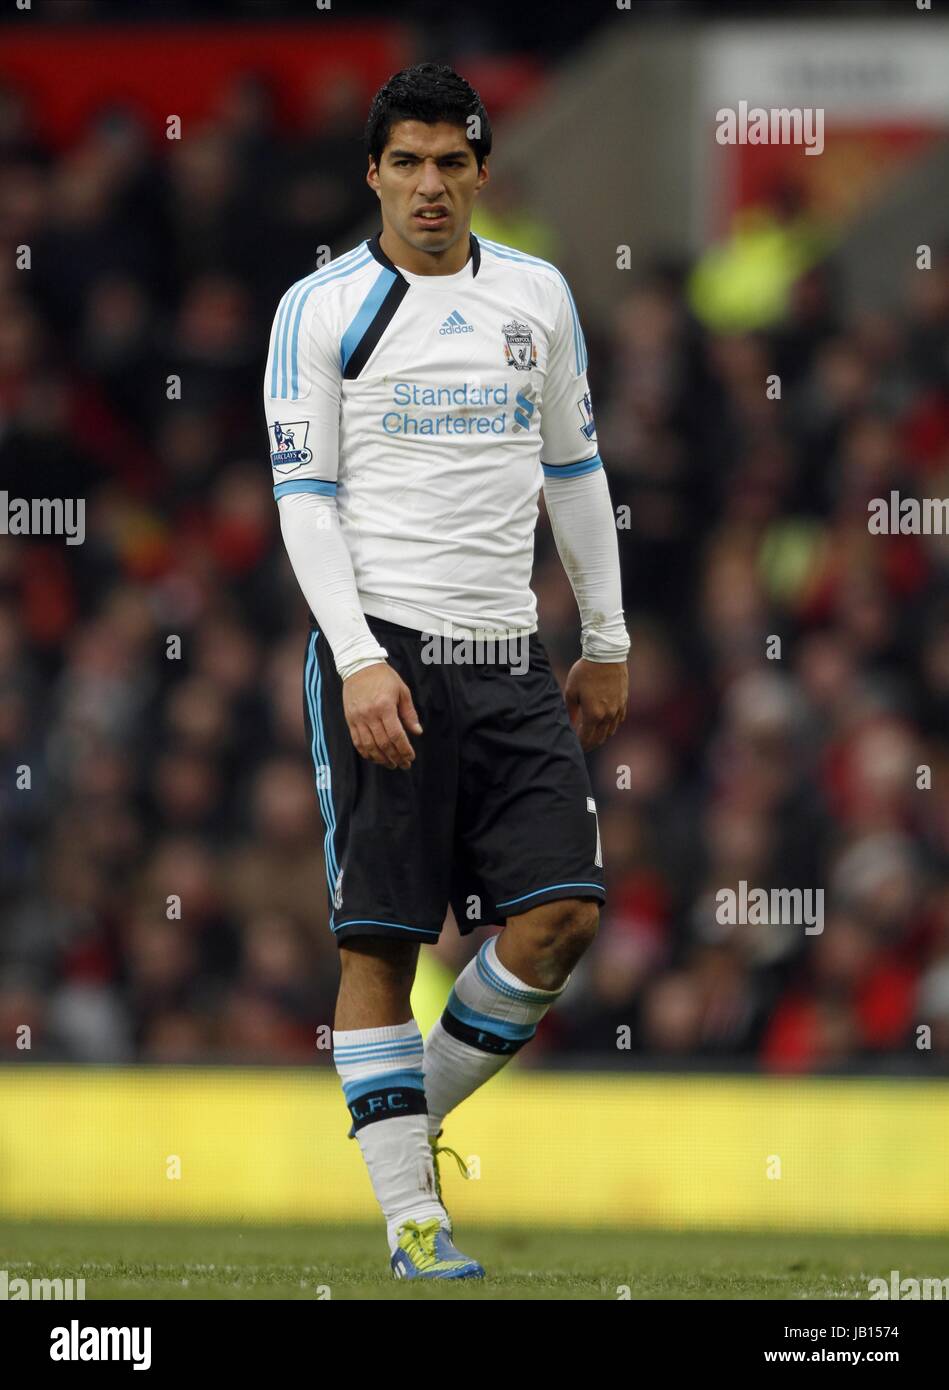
[564,658,628,751]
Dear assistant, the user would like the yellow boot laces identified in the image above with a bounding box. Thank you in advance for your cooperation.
[396,1218,451,1271]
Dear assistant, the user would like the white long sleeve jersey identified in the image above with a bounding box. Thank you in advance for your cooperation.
[264,232,628,663]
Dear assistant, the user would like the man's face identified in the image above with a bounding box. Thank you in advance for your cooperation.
[367,119,488,257]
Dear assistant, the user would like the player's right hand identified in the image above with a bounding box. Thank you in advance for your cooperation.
[342,662,423,770]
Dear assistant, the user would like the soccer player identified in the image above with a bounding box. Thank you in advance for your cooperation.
[264,64,629,1279]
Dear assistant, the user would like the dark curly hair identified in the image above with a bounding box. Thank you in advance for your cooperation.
[365,63,492,170]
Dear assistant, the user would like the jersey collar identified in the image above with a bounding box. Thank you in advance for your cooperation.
[367,231,481,279]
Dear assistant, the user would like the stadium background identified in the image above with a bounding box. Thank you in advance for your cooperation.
[0,0,947,1236]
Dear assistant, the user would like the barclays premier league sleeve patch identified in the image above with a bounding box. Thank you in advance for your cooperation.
[269,420,313,473]
[576,391,596,441]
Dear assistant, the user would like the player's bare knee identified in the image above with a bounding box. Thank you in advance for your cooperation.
[511,898,599,976]
[548,898,599,958]
[339,937,418,988]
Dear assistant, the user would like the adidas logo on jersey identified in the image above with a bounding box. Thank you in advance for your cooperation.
[439,310,474,335]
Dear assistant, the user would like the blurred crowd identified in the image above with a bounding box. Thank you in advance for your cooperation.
[0,72,947,1072]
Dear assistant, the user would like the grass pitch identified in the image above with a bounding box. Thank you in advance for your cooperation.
[1,1222,947,1299]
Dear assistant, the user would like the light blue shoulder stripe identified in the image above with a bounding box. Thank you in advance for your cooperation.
[270,241,372,397]
[478,237,587,376]
[269,244,373,400]
[269,244,366,398]
[288,253,373,399]
[484,242,582,375]
[340,266,397,373]
[483,237,585,375]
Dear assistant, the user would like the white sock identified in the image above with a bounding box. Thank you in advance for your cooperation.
[333,1020,448,1254]
[423,934,567,1137]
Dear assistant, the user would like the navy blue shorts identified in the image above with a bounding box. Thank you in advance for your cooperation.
[302,616,606,945]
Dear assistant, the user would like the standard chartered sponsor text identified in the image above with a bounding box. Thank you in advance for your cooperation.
[384,380,511,435]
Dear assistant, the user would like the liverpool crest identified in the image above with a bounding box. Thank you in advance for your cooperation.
[501,319,537,371]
